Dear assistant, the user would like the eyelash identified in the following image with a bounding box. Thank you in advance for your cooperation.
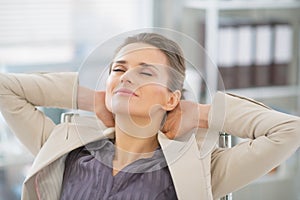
[112,68,125,72]
[112,67,154,77]
[140,72,153,76]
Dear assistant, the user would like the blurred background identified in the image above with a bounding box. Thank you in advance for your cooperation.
[0,0,299,199]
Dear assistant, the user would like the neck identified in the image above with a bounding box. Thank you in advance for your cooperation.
[114,112,164,140]
[115,125,159,154]
[112,113,162,173]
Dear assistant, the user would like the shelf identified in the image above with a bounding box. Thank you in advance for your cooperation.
[182,0,300,113]
[226,85,300,100]
[180,2,300,198]
[185,0,300,11]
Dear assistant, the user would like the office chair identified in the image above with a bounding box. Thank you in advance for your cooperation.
[219,132,233,200]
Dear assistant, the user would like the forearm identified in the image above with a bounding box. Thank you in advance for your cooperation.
[77,86,97,112]
[209,92,300,140]
[0,72,78,155]
[0,72,78,109]
[210,92,300,198]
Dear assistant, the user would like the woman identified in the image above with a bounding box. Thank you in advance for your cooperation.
[0,32,299,200]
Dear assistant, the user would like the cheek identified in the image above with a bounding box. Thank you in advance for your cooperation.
[142,86,169,105]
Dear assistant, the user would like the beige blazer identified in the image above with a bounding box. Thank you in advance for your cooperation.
[0,72,299,200]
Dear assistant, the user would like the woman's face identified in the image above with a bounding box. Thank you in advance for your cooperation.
[105,43,176,125]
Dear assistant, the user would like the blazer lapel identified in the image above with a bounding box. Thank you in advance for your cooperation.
[24,114,215,200]
[25,116,114,182]
[158,131,213,200]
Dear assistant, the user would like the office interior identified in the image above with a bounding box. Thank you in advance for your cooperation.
[0,0,299,199]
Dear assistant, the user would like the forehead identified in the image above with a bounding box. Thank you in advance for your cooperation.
[114,43,169,66]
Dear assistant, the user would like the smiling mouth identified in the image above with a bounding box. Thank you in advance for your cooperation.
[114,88,138,97]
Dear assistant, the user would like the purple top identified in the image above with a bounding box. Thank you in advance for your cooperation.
[60,139,178,200]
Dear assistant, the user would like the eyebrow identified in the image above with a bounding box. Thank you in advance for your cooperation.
[113,60,160,71]
[114,60,127,64]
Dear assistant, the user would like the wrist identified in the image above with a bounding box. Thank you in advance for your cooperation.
[198,104,210,129]
[77,86,95,111]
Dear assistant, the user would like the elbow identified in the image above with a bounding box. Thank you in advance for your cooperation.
[294,118,300,146]
[0,73,6,93]
[270,117,300,149]
[284,118,300,148]
[0,74,8,101]
[0,73,12,95]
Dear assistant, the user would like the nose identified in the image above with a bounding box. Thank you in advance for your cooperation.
[120,70,133,84]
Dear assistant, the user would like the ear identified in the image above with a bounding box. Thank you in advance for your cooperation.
[163,90,181,111]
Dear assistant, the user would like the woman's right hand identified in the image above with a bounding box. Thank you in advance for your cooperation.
[77,86,114,127]
[94,91,115,127]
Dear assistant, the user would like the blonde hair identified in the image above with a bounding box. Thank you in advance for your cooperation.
[110,33,186,92]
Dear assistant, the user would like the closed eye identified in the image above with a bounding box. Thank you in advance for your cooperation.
[139,67,155,77]
[112,68,125,72]
[112,64,126,73]
[140,72,153,76]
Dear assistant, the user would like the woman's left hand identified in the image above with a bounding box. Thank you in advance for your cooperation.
[161,101,210,139]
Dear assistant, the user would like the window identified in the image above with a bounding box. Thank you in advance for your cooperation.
[0,0,153,67]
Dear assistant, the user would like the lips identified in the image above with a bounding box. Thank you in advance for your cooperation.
[114,88,138,97]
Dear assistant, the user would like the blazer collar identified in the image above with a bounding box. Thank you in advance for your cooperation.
[25,116,214,199]
[25,116,113,181]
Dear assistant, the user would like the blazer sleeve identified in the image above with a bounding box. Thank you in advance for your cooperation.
[209,92,300,199]
[0,72,78,156]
